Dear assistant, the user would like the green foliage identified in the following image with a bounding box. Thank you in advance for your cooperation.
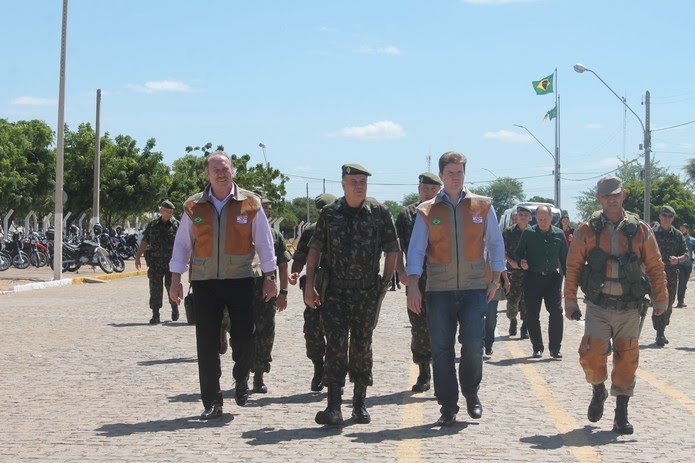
[527,195,555,204]
[473,177,525,218]
[622,174,695,226]
[401,192,419,206]
[167,154,207,209]
[0,119,55,217]
[383,200,403,219]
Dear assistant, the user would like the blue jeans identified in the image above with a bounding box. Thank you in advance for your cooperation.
[485,300,498,351]
[425,289,487,415]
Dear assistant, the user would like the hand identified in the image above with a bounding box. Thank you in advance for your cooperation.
[263,279,278,302]
[170,282,183,305]
[276,293,288,311]
[304,286,321,309]
[396,268,408,286]
[134,256,142,270]
[486,282,498,303]
[653,307,665,317]
[501,272,511,294]
[668,256,679,265]
[520,259,529,270]
[565,307,579,320]
[508,259,520,270]
[288,272,300,285]
[407,285,422,315]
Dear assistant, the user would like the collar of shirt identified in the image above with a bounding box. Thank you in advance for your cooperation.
[439,188,467,206]
[205,184,236,214]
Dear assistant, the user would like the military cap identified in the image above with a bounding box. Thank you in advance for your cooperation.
[315,193,337,210]
[596,175,623,195]
[660,205,676,216]
[418,172,443,185]
[517,205,532,214]
[160,200,175,210]
[342,163,371,176]
[681,223,690,229]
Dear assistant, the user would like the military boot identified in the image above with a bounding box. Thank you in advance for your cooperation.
[311,360,324,392]
[149,310,160,325]
[315,384,343,426]
[655,324,667,347]
[509,318,518,337]
[352,384,371,424]
[411,363,431,392]
[613,395,634,434]
[587,383,608,422]
[252,371,268,394]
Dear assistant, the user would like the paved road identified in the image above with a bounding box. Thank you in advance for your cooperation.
[0,275,693,462]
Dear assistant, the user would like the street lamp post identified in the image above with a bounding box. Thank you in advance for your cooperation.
[259,142,268,168]
[574,63,651,222]
[513,124,559,207]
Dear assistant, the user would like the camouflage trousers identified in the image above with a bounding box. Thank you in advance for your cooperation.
[652,268,678,329]
[252,277,277,373]
[506,270,527,321]
[147,260,177,313]
[300,275,326,363]
[406,279,431,365]
[321,284,380,387]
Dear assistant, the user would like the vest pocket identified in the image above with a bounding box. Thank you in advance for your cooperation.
[191,257,208,275]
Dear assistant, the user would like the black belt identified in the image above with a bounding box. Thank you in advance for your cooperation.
[590,293,642,311]
[331,276,376,290]
[528,270,559,277]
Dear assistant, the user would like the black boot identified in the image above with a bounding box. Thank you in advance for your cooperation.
[149,310,160,324]
[613,395,634,434]
[587,383,608,422]
[520,322,529,339]
[311,360,324,392]
[315,384,343,425]
[509,318,518,337]
[351,384,371,424]
[411,363,431,392]
[252,371,268,394]
[655,328,666,347]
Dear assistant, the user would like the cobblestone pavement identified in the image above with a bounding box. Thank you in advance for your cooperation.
[0,274,693,462]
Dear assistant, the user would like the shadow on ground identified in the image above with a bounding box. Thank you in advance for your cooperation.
[486,357,556,367]
[95,414,233,437]
[520,425,636,449]
[138,356,197,366]
[108,322,153,328]
[345,421,475,443]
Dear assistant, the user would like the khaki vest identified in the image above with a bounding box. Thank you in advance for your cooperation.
[184,187,260,280]
[418,191,491,291]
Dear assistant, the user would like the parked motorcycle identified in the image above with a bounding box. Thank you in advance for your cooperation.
[50,226,114,274]
[98,231,124,273]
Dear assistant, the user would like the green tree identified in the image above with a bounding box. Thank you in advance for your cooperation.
[0,119,55,218]
[383,200,403,219]
[474,177,525,218]
[167,154,207,209]
[63,123,97,219]
[622,174,695,226]
[527,195,555,204]
[402,192,419,206]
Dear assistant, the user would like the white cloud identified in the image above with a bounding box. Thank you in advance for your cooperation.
[586,123,603,129]
[327,120,406,140]
[356,45,401,55]
[483,130,532,143]
[11,96,57,106]
[126,80,191,93]
[463,0,540,4]
[318,25,339,33]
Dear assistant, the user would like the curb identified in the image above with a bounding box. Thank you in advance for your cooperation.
[1,269,147,294]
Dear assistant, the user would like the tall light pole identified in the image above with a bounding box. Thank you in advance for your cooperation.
[92,89,101,228]
[53,0,69,281]
[574,63,651,222]
[259,142,268,168]
[513,124,559,207]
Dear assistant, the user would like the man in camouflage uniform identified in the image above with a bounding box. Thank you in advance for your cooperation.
[676,223,695,308]
[135,200,180,324]
[503,205,531,338]
[289,193,337,392]
[395,172,442,392]
[652,205,688,346]
[304,164,399,426]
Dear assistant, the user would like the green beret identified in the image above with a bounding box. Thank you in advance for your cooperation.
[160,200,175,210]
[596,175,623,196]
[660,205,676,216]
[315,193,337,210]
[342,163,371,176]
[418,172,443,186]
[517,205,531,213]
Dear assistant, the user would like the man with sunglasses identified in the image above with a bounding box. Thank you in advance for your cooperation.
[652,205,688,346]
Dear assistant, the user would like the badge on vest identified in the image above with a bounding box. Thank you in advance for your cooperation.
[472,215,483,224]
[236,214,248,224]
[192,216,203,224]
[431,217,442,225]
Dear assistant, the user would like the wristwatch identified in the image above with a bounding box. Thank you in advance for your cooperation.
[279,289,288,296]
[264,274,276,281]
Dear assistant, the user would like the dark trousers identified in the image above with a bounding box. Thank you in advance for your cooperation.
[251,277,276,373]
[485,300,499,351]
[522,271,564,353]
[192,278,254,408]
[677,263,691,304]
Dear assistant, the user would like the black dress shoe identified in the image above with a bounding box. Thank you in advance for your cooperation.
[200,403,223,420]
[532,349,543,358]
[466,395,483,419]
[435,411,457,426]
[171,305,179,321]
[550,351,563,359]
[484,347,493,356]
[235,380,250,406]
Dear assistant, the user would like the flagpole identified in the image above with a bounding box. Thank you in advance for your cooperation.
[554,68,561,209]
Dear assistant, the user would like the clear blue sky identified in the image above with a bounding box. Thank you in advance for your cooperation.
[2,0,694,219]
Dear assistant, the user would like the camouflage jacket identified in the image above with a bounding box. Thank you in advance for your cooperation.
[653,225,687,269]
[503,224,526,269]
[395,202,418,258]
[309,197,400,279]
[292,223,315,268]
[142,217,179,261]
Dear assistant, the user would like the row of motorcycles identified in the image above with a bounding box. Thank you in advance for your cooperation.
[0,224,140,274]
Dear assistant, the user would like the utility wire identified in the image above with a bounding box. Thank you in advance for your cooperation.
[651,120,695,132]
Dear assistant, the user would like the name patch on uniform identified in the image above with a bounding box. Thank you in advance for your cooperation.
[236,214,248,224]
[472,215,484,224]
[192,216,203,224]
[431,217,442,225]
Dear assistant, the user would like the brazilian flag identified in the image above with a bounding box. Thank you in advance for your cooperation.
[532,74,554,95]
[544,105,557,121]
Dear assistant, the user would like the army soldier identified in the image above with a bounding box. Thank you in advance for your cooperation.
[676,223,695,308]
[652,205,688,346]
[135,200,180,324]
[249,197,291,393]
[503,205,531,339]
[565,176,667,434]
[395,172,442,392]
[304,164,399,426]
[289,193,337,392]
